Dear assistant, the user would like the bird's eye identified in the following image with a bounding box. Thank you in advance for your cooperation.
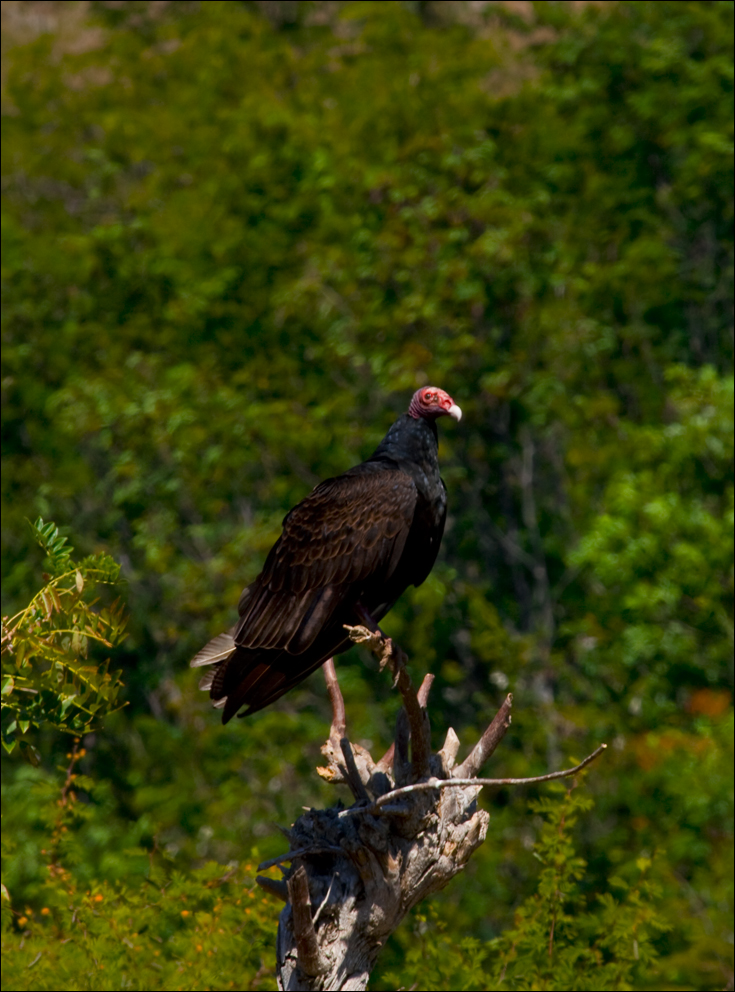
[424,391,435,402]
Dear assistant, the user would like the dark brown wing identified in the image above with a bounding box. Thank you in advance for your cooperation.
[231,466,417,655]
[191,467,417,722]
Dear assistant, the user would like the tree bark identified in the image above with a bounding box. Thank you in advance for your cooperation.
[256,626,605,991]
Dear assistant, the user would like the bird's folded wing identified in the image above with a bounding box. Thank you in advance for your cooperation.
[233,467,417,653]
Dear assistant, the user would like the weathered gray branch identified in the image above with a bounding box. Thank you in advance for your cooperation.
[258,626,606,991]
[341,744,608,817]
[455,690,513,778]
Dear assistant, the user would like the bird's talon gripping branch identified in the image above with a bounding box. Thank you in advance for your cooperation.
[342,623,382,651]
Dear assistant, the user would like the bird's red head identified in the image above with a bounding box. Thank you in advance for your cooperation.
[408,387,462,422]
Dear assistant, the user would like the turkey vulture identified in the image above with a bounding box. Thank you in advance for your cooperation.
[191,386,461,722]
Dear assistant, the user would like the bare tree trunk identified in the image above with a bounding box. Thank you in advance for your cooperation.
[256,625,605,991]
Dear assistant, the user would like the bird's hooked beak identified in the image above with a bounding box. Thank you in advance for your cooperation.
[447,403,462,422]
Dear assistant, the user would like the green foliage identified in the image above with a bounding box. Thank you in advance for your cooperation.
[561,364,733,698]
[1,755,277,991]
[1,2,733,989]
[487,790,667,991]
[1,864,275,991]
[1,559,278,990]
[2,520,127,761]
[374,902,491,992]
[565,366,733,720]
[374,787,668,991]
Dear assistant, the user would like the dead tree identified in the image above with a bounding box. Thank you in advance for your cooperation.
[256,622,606,992]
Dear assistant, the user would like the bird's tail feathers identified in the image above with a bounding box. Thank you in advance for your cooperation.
[190,631,236,668]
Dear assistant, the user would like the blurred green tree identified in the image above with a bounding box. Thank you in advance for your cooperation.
[2,1,732,988]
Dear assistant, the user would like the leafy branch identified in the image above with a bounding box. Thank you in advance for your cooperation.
[1,519,128,761]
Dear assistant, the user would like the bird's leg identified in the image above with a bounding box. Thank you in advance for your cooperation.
[353,603,382,633]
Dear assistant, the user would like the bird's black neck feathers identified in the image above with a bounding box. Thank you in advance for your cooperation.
[363,414,443,506]
[369,414,438,470]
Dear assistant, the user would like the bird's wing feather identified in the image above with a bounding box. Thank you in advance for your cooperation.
[233,467,416,652]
